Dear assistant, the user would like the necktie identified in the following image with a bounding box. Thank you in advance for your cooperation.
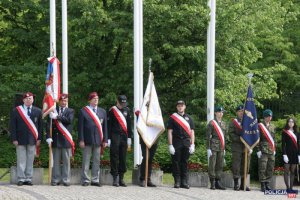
[60,107,64,115]
[93,108,96,113]
[27,107,31,116]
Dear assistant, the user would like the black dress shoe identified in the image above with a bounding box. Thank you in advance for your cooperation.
[51,182,57,186]
[180,184,190,189]
[17,181,23,186]
[147,181,156,187]
[91,182,102,187]
[139,180,145,187]
[174,183,180,188]
[24,181,33,186]
[63,182,70,187]
[82,182,89,186]
[119,180,127,187]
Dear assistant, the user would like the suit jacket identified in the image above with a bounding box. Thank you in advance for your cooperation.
[78,106,107,146]
[10,105,43,145]
[46,106,74,148]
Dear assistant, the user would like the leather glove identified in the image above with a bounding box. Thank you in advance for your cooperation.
[169,145,175,155]
[257,151,262,159]
[207,149,212,158]
[107,139,111,147]
[46,138,53,147]
[127,138,132,146]
[189,144,195,154]
[283,155,289,164]
[49,112,58,119]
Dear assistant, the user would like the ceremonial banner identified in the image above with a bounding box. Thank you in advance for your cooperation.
[42,56,61,118]
[240,85,260,150]
[137,72,165,148]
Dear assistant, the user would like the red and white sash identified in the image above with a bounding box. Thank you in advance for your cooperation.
[211,120,225,150]
[54,119,75,155]
[170,113,191,137]
[259,123,275,151]
[232,118,242,131]
[111,106,127,135]
[16,106,38,140]
[83,106,103,142]
[283,129,298,149]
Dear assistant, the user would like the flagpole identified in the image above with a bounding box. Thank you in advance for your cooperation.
[62,0,68,94]
[48,119,53,184]
[145,147,149,187]
[243,73,253,191]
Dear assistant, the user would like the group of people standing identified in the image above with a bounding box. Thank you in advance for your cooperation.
[9,92,300,192]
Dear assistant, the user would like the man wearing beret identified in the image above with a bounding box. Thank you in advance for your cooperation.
[108,95,132,187]
[229,105,251,191]
[206,105,227,190]
[46,94,74,186]
[168,100,195,189]
[78,92,108,186]
[9,92,43,186]
[257,109,276,192]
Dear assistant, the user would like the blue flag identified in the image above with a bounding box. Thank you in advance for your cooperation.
[240,85,260,150]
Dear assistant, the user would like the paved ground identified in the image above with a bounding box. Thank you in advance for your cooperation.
[0,183,298,200]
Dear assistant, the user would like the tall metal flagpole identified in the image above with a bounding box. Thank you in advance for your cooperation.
[62,0,68,94]
[207,0,216,123]
[133,0,141,167]
[49,0,56,185]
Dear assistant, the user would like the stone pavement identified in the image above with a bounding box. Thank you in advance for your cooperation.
[0,183,298,200]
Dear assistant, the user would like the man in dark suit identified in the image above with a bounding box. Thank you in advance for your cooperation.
[108,95,132,187]
[78,92,108,186]
[9,92,43,186]
[46,93,74,186]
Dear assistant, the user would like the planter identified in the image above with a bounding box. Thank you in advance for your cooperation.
[270,175,285,189]
[10,166,44,184]
[70,168,113,185]
[188,172,209,187]
[132,167,163,186]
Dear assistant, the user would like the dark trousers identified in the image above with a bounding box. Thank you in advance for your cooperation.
[172,145,190,181]
[139,139,158,181]
[110,137,127,177]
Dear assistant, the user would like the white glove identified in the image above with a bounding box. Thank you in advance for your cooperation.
[46,138,53,147]
[107,139,111,147]
[283,155,289,164]
[223,150,226,156]
[257,151,262,159]
[273,151,276,156]
[127,138,132,146]
[207,149,212,158]
[248,148,253,154]
[49,112,58,119]
[189,144,195,154]
[169,145,175,155]
[298,155,300,164]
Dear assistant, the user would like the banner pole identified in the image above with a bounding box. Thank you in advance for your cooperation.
[48,119,53,185]
[145,147,149,187]
[243,147,247,191]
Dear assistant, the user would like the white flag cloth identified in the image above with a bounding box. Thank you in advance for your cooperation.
[137,72,165,148]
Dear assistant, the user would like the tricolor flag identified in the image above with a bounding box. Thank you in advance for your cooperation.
[240,85,260,150]
[137,72,165,148]
[42,56,61,118]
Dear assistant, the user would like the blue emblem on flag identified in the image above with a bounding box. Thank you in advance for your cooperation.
[240,85,260,149]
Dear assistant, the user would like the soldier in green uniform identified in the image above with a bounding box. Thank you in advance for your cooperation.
[228,105,251,191]
[206,105,226,190]
[257,109,276,192]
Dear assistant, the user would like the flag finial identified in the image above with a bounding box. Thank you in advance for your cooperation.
[247,73,253,85]
[149,58,152,72]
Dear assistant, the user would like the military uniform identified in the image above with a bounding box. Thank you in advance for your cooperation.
[229,117,250,191]
[108,95,132,187]
[9,92,43,186]
[46,97,74,186]
[168,108,195,189]
[257,109,276,191]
